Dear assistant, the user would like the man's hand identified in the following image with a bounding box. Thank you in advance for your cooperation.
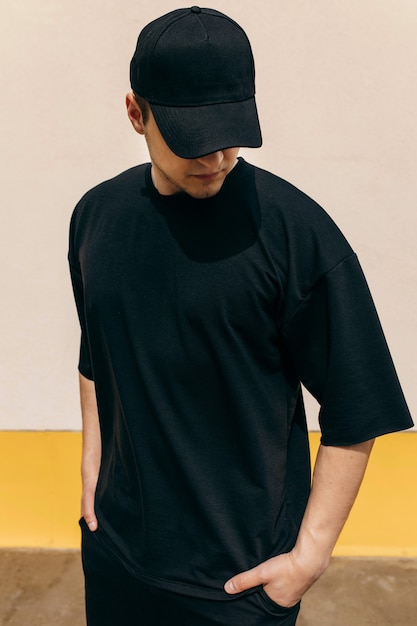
[224,549,325,608]
[81,474,99,532]
[225,440,375,607]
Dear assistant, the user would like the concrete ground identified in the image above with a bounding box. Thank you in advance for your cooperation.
[0,551,416,625]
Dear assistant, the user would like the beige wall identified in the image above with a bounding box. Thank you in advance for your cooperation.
[1,0,415,430]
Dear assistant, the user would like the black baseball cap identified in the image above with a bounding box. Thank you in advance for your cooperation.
[130,6,262,159]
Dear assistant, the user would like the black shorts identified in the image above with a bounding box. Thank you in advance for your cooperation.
[80,519,301,625]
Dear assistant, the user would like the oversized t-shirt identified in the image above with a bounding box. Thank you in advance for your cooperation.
[69,158,412,599]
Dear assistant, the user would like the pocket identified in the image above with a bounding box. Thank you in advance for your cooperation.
[256,587,301,618]
[80,516,121,579]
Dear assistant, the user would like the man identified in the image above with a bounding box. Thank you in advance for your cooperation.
[69,7,413,625]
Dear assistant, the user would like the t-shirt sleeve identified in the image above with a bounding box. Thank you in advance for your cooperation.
[281,253,413,445]
[68,213,94,381]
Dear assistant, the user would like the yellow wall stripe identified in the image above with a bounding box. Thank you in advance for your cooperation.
[0,431,416,554]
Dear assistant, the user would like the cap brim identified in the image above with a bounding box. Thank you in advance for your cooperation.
[150,97,262,159]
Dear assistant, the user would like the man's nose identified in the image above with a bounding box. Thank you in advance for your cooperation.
[196,151,224,169]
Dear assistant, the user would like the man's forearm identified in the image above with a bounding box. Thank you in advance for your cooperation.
[79,372,101,529]
[292,439,375,579]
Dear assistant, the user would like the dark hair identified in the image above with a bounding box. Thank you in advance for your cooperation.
[133,93,150,125]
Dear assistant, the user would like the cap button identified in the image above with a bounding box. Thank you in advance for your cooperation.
[190,6,201,13]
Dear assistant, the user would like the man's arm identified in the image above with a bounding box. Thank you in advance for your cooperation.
[224,439,374,606]
[79,372,101,532]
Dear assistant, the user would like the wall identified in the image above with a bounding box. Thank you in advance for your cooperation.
[1,431,416,554]
[0,0,415,548]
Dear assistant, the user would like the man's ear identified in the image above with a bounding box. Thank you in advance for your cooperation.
[126,93,145,135]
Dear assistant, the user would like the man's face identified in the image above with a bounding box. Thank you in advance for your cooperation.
[128,96,239,199]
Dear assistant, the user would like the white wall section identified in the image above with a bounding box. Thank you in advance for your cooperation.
[1,0,415,429]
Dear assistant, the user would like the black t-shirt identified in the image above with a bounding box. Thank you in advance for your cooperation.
[69,158,412,599]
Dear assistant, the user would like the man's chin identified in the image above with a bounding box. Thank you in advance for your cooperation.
[187,180,225,200]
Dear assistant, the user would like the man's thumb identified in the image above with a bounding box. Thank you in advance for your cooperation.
[83,510,98,532]
[224,565,262,595]
[86,518,98,531]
